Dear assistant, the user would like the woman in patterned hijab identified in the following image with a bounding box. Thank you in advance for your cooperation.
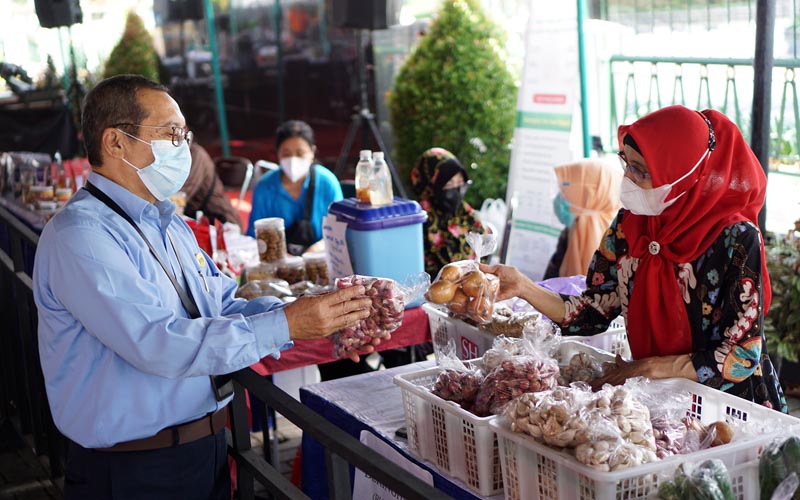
[410,148,485,277]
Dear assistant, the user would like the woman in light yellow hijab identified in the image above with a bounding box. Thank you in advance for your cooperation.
[544,158,623,278]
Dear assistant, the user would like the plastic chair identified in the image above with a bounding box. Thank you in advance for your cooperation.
[214,156,254,208]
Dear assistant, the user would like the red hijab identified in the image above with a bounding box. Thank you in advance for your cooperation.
[618,105,771,359]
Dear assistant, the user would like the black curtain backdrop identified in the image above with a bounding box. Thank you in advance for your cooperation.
[0,104,79,158]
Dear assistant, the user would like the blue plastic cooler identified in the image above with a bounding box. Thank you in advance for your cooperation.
[327,197,427,287]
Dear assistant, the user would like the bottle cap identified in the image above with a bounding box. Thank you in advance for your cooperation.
[373,151,384,161]
[359,150,372,159]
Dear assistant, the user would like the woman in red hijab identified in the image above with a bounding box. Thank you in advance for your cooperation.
[483,105,786,411]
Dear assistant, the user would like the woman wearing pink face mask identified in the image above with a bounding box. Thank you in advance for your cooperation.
[482,105,786,412]
[247,120,343,255]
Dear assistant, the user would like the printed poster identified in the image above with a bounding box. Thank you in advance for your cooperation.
[505,1,581,280]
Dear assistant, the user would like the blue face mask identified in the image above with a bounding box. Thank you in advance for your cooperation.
[118,129,192,201]
[553,193,575,227]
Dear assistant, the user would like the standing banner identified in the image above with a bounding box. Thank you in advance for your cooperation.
[504,1,580,280]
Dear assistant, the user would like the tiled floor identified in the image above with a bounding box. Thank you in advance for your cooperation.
[4,397,800,500]
[0,415,304,500]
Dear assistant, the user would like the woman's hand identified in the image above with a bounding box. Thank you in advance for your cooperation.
[590,354,697,390]
[478,263,531,302]
[590,355,655,390]
[479,262,568,322]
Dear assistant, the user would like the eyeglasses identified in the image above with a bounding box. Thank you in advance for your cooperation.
[618,152,651,183]
[114,123,193,147]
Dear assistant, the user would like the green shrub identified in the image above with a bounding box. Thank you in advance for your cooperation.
[103,11,160,82]
[765,221,800,362]
[389,0,518,207]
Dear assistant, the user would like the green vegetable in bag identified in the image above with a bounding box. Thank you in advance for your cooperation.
[782,437,800,479]
[761,440,787,500]
[688,459,734,500]
[658,460,734,500]
[658,480,682,500]
[760,437,800,500]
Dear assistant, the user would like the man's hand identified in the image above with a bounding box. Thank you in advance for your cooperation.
[341,334,391,363]
[283,286,371,340]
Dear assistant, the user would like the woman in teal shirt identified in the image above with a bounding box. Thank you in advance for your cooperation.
[247,120,343,255]
[246,121,367,381]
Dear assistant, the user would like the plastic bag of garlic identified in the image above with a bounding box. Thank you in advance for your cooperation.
[505,378,661,472]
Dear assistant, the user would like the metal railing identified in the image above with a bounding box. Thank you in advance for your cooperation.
[229,368,451,500]
[595,0,794,37]
[608,54,800,175]
[0,203,449,499]
[0,203,64,478]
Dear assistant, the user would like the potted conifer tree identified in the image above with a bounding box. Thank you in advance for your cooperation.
[389,0,517,206]
[103,11,160,82]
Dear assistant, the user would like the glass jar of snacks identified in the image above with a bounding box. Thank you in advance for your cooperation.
[254,217,287,263]
[27,185,54,205]
[55,188,73,203]
[276,255,305,284]
[245,262,278,282]
[303,251,330,286]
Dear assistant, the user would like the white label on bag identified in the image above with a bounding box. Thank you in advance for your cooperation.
[352,430,433,500]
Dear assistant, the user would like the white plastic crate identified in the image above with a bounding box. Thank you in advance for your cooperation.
[393,340,614,497]
[562,317,631,359]
[490,378,800,500]
[424,302,492,361]
[425,302,632,362]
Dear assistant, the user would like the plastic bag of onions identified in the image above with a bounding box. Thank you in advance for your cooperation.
[424,232,499,324]
[329,273,429,359]
[431,344,485,409]
[472,327,561,416]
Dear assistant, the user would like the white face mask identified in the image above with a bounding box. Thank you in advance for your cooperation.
[118,129,192,201]
[620,148,710,216]
[280,156,312,183]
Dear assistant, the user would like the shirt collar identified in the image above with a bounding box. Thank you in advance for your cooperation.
[88,172,175,225]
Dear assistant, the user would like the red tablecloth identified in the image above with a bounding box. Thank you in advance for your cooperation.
[249,306,431,376]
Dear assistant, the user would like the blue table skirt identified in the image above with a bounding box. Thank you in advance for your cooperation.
[299,362,490,500]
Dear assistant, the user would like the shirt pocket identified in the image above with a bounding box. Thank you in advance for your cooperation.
[192,267,223,318]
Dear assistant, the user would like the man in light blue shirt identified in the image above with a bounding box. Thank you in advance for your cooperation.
[33,75,372,500]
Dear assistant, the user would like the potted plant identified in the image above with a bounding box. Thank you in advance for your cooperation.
[388,0,518,207]
[103,11,160,82]
[765,218,800,392]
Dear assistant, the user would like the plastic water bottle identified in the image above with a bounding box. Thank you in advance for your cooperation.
[369,152,393,207]
[355,149,373,203]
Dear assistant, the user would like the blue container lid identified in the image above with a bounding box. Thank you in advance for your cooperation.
[328,197,428,230]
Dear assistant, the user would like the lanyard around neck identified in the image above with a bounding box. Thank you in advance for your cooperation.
[84,182,201,320]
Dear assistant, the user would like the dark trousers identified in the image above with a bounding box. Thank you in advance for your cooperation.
[64,430,230,500]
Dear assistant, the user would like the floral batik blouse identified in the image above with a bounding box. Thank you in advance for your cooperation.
[561,211,787,412]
